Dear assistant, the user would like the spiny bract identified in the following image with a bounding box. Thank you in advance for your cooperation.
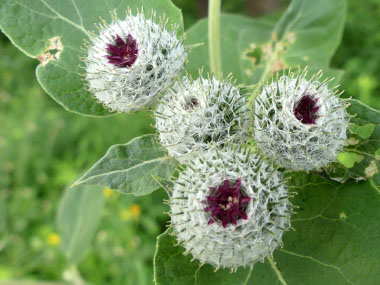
[155,76,248,162]
[253,71,349,171]
[84,11,186,113]
[169,147,292,270]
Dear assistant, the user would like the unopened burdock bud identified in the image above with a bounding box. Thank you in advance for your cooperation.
[84,10,186,112]
[253,70,349,171]
[155,76,248,161]
[169,147,292,270]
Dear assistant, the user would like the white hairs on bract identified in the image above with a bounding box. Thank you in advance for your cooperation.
[84,11,186,113]
[253,71,349,171]
[155,76,248,162]
[169,147,292,271]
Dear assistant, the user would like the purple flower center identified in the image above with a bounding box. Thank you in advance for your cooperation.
[293,94,319,124]
[106,34,138,68]
[185,97,199,110]
[204,178,251,228]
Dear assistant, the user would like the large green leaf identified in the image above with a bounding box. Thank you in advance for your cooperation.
[154,174,380,284]
[56,184,104,264]
[325,99,380,186]
[0,0,183,116]
[74,134,178,196]
[274,0,346,67]
[154,229,254,285]
[185,0,346,85]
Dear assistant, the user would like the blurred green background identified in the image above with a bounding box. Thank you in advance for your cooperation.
[0,0,379,284]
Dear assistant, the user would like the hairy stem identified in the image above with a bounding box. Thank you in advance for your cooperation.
[208,0,222,80]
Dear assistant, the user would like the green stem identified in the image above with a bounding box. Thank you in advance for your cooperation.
[267,255,287,285]
[208,0,222,80]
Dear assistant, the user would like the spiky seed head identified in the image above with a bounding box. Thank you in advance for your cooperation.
[169,147,292,270]
[155,76,248,162]
[253,71,349,171]
[84,11,186,113]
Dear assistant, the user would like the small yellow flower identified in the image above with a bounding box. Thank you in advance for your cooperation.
[130,204,141,218]
[103,187,113,198]
[120,204,141,221]
[46,233,60,246]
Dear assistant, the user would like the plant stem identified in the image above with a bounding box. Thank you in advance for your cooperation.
[63,265,86,285]
[208,0,222,80]
[267,255,287,285]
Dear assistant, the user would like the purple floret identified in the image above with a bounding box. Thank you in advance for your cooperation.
[106,34,138,68]
[204,178,251,228]
[293,94,319,124]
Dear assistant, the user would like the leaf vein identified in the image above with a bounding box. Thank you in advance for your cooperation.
[39,0,90,37]
[267,255,287,285]
[243,265,254,285]
[70,0,83,27]
[279,249,353,284]
[13,0,57,21]
[76,157,171,186]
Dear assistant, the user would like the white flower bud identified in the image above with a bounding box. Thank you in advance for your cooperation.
[253,71,349,171]
[155,76,248,161]
[84,11,186,113]
[169,147,292,270]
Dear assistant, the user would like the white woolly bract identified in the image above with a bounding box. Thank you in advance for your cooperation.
[155,77,248,161]
[169,148,292,270]
[253,72,349,171]
[84,11,186,112]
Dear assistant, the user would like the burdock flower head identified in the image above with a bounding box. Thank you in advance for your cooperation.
[205,178,251,228]
[84,10,186,113]
[155,76,248,161]
[253,70,349,171]
[169,147,292,270]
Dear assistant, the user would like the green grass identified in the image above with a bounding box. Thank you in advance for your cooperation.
[332,0,380,110]
[0,32,167,284]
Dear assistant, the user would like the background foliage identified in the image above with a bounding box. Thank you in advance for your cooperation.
[1,0,380,284]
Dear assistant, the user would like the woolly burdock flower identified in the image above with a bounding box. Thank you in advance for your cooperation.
[155,76,248,161]
[169,148,292,270]
[253,70,349,171]
[84,11,186,112]
[205,178,251,228]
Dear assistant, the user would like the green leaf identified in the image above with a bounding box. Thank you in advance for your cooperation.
[348,123,375,139]
[337,152,363,168]
[0,0,183,116]
[56,184,104,264]
[154,229,254,285]
[74,134,178,196]
[151,175,175,193]
[154,174,380,284]
[325,99,380,185]
[185,0,346,86]
[267,175,380,284]
[274,0,346,67]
